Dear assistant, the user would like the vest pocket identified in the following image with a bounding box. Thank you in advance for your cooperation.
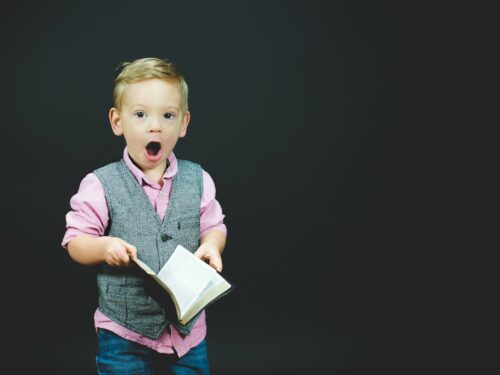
[177,216,199,228]
[176,217,200,252]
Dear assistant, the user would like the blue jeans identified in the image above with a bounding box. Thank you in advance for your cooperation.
[96,328,210,375]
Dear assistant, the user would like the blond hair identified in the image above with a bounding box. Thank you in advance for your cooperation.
[113,57,189,112]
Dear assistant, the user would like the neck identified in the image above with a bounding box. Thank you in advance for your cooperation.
[143,159,169,185]
[128,153,169,185]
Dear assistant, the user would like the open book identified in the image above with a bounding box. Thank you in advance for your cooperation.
[132,245,233,325]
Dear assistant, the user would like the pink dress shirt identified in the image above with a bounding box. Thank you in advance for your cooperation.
[62,147,227,357]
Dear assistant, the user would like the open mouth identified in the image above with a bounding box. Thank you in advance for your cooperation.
[146,141,161,156]
[145,141,163,162]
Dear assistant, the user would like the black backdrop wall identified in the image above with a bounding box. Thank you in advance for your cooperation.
[0,1,416,374]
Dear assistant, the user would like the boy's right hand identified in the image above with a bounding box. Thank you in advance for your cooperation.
[99,236,137,267]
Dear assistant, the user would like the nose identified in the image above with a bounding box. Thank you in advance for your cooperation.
[148,117,161,132]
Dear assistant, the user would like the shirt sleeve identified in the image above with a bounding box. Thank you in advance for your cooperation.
[200,170,227,238]
[61,173,110,249]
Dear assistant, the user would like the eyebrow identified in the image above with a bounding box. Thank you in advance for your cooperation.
[130,104,179,111]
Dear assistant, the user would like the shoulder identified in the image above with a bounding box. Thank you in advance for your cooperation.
[176,159,204,196]
[91,159,129,198]
[70,172,106,206]
[177,159,204,179]
[201,169,216,189]
[94,159,124,178]
[177,159,202,171]
[177,160,218,188]
[78,172,104,191]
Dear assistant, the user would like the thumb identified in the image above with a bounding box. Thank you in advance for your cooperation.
[194,247,205,259]
[210,256,223,273]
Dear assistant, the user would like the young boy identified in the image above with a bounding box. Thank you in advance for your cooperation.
[62,57,227,374]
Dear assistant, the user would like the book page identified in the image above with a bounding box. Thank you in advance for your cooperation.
[131,257,179,312]
[182,273,232,324]
[157,245,216,317]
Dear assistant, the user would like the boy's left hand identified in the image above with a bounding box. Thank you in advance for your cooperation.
[194,242,223,272]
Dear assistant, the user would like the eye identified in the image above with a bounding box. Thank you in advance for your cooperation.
[135,111,146,119]
[164,113,175,120]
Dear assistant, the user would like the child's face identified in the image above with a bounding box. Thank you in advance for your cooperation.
[109,78,190,172]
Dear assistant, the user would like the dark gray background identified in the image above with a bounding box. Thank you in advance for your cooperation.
[0,1,420,373]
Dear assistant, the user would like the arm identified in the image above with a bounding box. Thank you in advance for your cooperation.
[194,170,227,272]
[63,173,137,267]
[67,235,137,267]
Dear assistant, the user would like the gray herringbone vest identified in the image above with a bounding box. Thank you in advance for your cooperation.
[94,158,202,339]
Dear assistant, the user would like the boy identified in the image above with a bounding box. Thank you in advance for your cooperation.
[62,57,227,374]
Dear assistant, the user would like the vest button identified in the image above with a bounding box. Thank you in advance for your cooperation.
[161,234,172,242]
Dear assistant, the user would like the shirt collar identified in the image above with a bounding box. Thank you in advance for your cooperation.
[123,146,178,187]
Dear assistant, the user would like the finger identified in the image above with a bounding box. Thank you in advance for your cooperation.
[126,245,137,260]
[122,255,131,265]
[117,247,130,265]
[194,247,204,259]
[110,254,124,267]
[118,239,137,262]
[210,257,223,273]
[108,258,118,267]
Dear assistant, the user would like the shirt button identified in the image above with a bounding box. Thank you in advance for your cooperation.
[161,234,172,242]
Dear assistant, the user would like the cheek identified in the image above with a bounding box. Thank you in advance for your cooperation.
[124,131,142,147]
[163,133,177,144]
[164,124,182,137]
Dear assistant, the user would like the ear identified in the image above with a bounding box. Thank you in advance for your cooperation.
[109,108,123,136]
[179,111,191,138]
